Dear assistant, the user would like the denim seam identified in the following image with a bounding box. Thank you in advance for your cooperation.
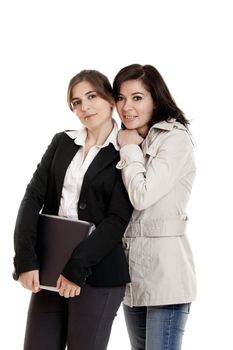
[165,307,174,350]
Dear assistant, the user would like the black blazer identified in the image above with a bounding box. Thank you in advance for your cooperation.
[13,132,133,287]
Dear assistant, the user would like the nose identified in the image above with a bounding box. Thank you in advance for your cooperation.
[122,98,133,112]
[81,100,90,112]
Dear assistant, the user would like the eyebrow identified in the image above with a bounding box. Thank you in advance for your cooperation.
[119,91,145,96]
[131,92,144,95]
[71,90,97,102]
[85,90,97,95]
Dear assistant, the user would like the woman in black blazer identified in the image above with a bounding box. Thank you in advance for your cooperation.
[13,69,133,350]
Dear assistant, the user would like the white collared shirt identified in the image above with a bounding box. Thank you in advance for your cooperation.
[58,121,119,219]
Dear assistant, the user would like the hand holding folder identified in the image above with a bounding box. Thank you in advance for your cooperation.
[36,214,95,291]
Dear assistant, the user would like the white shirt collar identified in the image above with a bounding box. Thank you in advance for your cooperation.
[65,119,119,151]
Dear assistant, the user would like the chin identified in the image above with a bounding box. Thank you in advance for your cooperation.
[123,122,138,130]
[126,126,136,130]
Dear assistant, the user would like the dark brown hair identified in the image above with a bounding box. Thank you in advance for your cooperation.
[113,64,189,127]
[67,69,114,110]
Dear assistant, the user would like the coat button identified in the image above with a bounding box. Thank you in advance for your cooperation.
[79,202,87,210]
[116,159,126,169]
[124,242,129,249]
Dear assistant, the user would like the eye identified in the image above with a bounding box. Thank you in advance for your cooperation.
[71,99,81,108]
[116,95,124,101]
[87,93,97,100]
[133,95,143,101]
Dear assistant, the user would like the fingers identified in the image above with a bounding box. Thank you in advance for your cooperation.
[18,271,80,298]
[32,271,41,293]
[57,275,81,298]
[56,275,62,290]
[118,129,144,147]
[19,270,41,293]
[59,285,81,298]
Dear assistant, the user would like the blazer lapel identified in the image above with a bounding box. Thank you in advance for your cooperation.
[80,144,119,196]
[55,135,80,203]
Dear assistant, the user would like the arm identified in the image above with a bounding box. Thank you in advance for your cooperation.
[61,172,133,286]
[117,129,195,210]
[13,133,63,278]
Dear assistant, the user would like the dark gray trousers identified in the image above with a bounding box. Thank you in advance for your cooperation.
[23,284,125,350]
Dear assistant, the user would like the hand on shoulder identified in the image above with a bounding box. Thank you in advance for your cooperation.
[118,129,144,148]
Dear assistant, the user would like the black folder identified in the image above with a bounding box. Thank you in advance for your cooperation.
[36,213,95,291]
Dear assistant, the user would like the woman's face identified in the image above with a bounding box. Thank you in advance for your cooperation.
[71,81,113,132]
[116,79,154,133]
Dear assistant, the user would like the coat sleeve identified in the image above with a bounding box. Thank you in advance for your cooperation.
[13,133,63,277]
[61,170,133,286]
[116,129,195,211]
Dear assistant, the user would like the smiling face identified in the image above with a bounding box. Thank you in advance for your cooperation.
[116,79,155,134]
[71,81,114,132]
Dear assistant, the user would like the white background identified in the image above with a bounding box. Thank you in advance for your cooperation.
[0,0,232,349]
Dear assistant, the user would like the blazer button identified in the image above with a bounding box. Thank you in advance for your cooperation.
[79,202,87,210]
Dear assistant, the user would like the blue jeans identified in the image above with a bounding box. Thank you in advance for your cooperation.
[123,303,190,350]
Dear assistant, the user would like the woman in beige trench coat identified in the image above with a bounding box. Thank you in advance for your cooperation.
[113,64,196,350]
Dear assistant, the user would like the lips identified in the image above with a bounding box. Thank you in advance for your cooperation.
[124,115,137,120]
[84,113,97,120]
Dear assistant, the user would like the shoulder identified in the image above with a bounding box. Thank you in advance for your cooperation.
[154,119,191,139]
[152,118,187,132]
[147,120,193,153]
[46,132,77,154]
[52,131,76,143]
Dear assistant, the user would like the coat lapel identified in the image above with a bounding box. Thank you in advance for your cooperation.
[80,144,119,196]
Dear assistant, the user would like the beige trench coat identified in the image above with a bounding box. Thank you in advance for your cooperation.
[116,119,196,306]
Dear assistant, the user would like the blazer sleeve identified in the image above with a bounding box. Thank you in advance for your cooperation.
[116,128,196,211]
[13,132,63,277]
[61,170,133,286]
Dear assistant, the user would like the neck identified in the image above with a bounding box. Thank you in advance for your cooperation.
[137,125,150,138]
[86,119,114,147]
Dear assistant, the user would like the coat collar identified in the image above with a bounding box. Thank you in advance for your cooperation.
[151,118,187,131]
[143,118,188,156]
